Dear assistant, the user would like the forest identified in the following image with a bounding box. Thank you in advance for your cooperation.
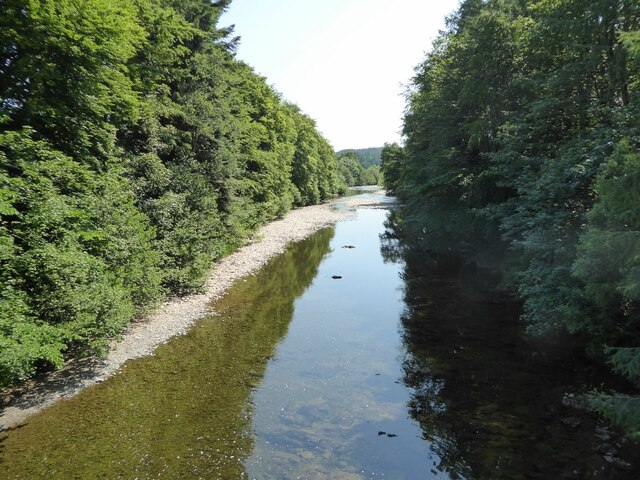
[337,147,383,168]
[381,0,640,437]
[336,151,381,188]
[335,147,382,188]
[0,0,347,388]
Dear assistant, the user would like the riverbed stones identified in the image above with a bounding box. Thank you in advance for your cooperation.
[561,393,589,410]
[561,416,581,429]
[594,426,612,441]
[597,443,618,456]
[603,454,633,470]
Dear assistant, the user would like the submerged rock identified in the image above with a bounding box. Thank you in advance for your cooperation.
[603,454,633,470]
[561,417,581,429]
[597,444,618,456]
[561,393,589,410]
[594,426,612,441]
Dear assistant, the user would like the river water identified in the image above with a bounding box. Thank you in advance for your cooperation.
[1,191,638,479]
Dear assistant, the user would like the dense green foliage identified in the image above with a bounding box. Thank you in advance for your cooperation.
[389,0,640,436]
[336,147,383,168]
[0,0,339,386]
[336,152,380,191]
[380,143,406,195]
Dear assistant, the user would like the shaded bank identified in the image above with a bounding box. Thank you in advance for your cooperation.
[383,214,640,479]
[388,0,640,433]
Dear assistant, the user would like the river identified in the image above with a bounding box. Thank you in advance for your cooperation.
[0,191,638,479]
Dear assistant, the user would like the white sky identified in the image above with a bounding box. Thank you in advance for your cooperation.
[221,0,460,151]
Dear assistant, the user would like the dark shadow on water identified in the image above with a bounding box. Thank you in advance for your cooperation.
[384,215,640,480]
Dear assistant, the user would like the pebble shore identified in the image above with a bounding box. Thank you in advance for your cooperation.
[1,190,389,430]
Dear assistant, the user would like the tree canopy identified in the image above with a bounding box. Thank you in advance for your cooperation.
[336,147,383,168]
[0,0,341,386]
[336,152,380,190]
[387,0,640,437]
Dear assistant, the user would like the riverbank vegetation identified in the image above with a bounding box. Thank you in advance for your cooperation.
[337,147,383,168]
[383,0,640,437]
[0,0,341,387]
[336,151,381,190]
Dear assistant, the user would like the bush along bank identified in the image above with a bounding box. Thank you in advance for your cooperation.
[383,0,640,437]
[0,0,341,388]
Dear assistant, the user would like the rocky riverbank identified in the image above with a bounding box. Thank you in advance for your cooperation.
[0,189,390,430]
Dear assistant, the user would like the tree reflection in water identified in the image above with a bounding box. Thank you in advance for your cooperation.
[0,229,335,479]
[381,210,640,480]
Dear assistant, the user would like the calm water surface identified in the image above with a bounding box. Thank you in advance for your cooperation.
[1,192,638,479]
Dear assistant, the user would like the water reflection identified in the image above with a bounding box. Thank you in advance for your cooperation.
[3,200,637,479]
[243,208,436,479]
[385,215,640,480]
[0,228,334,479]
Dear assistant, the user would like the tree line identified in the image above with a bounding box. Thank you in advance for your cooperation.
[382,0,640,436]
[0,0,344,387]
[337,147,383,168]
[336,151,380,189]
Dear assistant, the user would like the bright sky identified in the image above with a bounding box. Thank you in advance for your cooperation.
[221,0,460,151]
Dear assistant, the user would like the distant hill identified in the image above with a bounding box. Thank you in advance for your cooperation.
[337,147,383,168]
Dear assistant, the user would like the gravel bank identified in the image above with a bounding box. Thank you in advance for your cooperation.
[0,189,391,430]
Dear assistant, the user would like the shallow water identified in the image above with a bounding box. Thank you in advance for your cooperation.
[1,195,638,479]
